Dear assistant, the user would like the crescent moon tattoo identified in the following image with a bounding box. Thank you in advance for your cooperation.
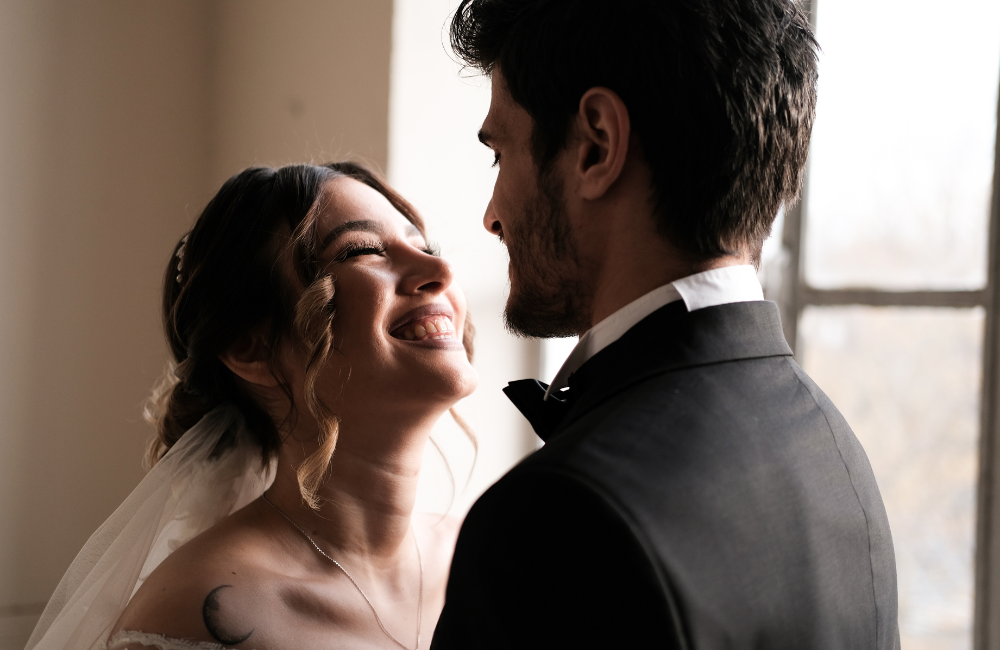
[202,585,254,646]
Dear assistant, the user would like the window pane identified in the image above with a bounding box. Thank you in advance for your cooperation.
[803,0,1000,290]
[799,307,982,649]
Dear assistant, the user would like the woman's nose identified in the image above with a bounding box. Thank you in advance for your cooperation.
[483,199,502,236]
[401,247,454,295]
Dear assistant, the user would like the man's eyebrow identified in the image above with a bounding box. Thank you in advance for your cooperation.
[320,219,384,252]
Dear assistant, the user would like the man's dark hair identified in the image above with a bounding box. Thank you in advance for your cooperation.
[451,0,818,262]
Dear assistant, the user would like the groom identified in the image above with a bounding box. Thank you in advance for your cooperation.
[433,0,899,648]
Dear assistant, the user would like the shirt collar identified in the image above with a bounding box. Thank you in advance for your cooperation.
[543,264,764,399]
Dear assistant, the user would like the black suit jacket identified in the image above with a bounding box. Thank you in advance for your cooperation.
[432,300,899,649]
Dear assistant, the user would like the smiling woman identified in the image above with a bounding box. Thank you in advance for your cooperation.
[26,163,478,650]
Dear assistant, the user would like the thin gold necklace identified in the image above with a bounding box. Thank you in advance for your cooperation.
[261,493,423,650]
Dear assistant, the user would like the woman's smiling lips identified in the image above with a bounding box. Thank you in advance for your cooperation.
[397,315,455,341]
[389,304,463,348]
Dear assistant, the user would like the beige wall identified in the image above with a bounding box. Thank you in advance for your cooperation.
[209,0,393,184]
[0,1,395,646]
[0,4,216,641]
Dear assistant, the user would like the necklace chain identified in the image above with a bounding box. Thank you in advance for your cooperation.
[261,493,423,650]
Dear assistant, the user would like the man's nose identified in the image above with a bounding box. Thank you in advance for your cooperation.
[483,199,502,236]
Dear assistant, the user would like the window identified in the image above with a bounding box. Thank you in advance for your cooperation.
[772,1,1000,647]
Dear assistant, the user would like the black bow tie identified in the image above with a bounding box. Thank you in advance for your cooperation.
[503,379,576,442]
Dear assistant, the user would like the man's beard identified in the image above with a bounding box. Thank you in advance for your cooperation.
[503,169,590,338]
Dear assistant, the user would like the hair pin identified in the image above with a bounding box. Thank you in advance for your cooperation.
[175,234,189,284]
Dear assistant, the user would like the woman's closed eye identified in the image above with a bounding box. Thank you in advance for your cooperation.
[334,239,387,262]
[333,239,440,263]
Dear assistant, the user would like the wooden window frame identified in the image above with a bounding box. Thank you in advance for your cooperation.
[777,2,1000,646]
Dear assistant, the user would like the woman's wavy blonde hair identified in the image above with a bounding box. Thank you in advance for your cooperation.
[144,162,474,509]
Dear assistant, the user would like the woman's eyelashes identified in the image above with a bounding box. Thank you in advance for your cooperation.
[491,151,500,167]
[333,238,441,263]
[334,239,387,262]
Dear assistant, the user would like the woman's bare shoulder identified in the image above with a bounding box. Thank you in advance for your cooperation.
[111,508,283,648]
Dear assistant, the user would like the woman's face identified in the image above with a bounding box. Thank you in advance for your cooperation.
[306,177,477,417]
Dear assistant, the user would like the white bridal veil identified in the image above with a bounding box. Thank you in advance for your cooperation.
[26,405,276,650]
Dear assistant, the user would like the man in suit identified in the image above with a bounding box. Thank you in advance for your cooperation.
[432,0,899,648]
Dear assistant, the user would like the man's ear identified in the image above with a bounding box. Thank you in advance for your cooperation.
[219,335,280,387]
[572,87,631,200]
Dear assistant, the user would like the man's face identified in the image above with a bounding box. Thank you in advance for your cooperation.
[479,72,590,338]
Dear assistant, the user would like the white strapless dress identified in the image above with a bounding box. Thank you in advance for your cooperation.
[103,631,242,650]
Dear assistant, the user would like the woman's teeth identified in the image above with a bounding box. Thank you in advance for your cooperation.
[400,317,455,341]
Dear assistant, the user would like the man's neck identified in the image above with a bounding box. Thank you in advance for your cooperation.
[584,240,749,334]
[559,146,751,334]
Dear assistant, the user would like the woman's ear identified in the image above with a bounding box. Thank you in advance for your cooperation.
[219,335,280,387]
[573,87,631,201]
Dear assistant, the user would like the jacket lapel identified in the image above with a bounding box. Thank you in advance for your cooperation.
[555,300,792,436]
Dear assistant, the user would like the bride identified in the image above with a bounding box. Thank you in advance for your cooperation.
[26,162,478,650]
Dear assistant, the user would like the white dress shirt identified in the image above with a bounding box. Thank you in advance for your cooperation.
[544,264,765,399]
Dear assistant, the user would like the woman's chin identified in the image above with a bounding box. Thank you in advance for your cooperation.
[331,338,477,409]
[453,370,479,402]
[431,364,479,403]
[414,364,479,409]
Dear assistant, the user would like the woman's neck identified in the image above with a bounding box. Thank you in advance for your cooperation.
[265,407,440,565]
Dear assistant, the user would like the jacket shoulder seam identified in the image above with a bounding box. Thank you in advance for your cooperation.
[783,356,881,645]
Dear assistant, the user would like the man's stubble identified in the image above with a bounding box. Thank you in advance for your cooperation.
[503,167,592,339]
